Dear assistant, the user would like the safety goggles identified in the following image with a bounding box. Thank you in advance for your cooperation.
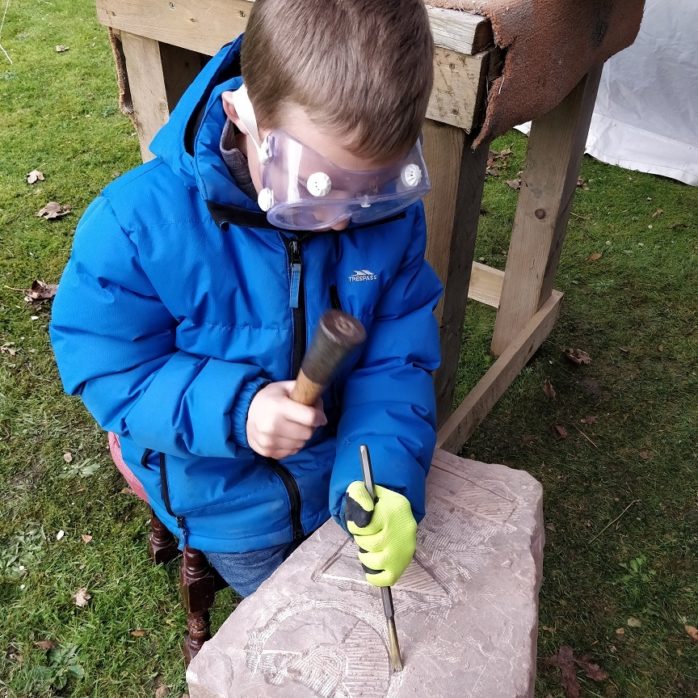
[228,86,431,231]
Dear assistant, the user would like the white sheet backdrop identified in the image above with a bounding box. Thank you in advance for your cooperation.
[517,0,698,186]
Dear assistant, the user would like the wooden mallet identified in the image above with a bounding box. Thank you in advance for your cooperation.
[290,310,366,406]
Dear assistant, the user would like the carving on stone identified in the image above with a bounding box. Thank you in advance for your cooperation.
[242,465,528,696]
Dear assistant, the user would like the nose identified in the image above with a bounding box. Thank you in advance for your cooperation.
[330,217,351,231]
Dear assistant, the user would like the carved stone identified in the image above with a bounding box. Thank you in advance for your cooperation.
[187,450,544,697]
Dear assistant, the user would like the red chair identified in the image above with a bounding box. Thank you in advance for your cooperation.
[108,433,228,664]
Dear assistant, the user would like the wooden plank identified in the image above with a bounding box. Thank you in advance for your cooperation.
[427,7,493,54]
[428,48,489,131]
[97,0,491,56]
[97,0,491,131]
[437,290,563,454]
[468,262,504,309]
[159,43,207,111]
[490,66,603,355]
[119,32,170,161]
[422,121,489,424]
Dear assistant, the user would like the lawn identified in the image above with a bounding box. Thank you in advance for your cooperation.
[0,1,696,696]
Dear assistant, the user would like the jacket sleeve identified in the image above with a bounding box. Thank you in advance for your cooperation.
[50,196,268,458]
[329,206,443,524]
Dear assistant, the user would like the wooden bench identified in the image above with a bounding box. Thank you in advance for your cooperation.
[96,0,603,454]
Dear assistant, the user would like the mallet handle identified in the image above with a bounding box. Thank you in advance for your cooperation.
[290,310,366,406]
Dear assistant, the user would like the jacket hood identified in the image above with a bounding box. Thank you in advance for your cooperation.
[149,36,264,218]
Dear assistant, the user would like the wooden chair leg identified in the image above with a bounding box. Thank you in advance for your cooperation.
[181,546,218,665]
[148,511,180,565]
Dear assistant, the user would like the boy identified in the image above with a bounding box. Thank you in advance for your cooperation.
[50,0,441,596]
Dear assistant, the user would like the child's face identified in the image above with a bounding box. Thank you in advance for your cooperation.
[223,96,404,231]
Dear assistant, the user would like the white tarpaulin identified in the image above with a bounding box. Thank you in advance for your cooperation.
[517,0,698,186]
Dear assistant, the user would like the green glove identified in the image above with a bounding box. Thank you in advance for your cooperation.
[345,481,417,587]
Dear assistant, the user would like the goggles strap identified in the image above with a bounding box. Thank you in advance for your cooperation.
[228,84,264,153]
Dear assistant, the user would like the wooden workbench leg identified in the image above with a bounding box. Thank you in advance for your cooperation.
[119,34,204,162]
[490,65,603,356]
[422,120,489,424]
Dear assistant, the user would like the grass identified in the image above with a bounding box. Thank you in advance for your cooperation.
[0,1,696,696]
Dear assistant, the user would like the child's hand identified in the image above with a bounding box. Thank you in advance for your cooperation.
[345,482,417,587]
[246,381,327,459]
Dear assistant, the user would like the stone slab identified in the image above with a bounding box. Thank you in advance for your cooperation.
[187,449,544,698]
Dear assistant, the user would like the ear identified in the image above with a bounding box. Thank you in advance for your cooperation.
[221,91,250,135]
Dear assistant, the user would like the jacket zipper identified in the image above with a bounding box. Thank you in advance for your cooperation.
[157,452,187,546]
[267,458,304,542]
[282,235,306,378]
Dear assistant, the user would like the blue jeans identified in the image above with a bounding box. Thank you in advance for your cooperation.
[205,541,297,597]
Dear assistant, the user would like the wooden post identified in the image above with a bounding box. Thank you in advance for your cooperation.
[490,65,603,356]
[422,121,489,423]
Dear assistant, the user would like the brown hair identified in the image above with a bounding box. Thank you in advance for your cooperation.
[241,0,434,161]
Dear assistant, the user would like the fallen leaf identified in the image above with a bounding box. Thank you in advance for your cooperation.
[72,587,91,608]
[506,178,521,190]
[26,169,45,184]
[575,654,609,681]
[651,208,663,218]
[587,252,603,262]
[615,627,625,636]
[33,640,56,651]
[55,45,69,52]
[545,646,580,698]
[543,379,557,400]
[545,522,556,532]
[638,450,652,461]
[685,625,698,642]
[1,343,18,356]
[553,425,568,439]
[63,451,73,463]
[24,280,58,303]
[56,530,65,541]
[130,629,146,638]
[627,617,642,628]
[155,686,168,698]
[522,434,536,446]
[36,201,71,220]
[120,486,135,496]
[81,534,93,544]
[580,415,598,425]
[563,348,592,366]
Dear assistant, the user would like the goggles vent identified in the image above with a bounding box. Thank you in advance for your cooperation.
[401,163,423,188]
[258,187,275,212]
[307,171,332,198]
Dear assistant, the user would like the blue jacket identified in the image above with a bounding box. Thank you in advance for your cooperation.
[50,37,442,553]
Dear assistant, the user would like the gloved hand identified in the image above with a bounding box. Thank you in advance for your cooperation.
[345,481,417,587]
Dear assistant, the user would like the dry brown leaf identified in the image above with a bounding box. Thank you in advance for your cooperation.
[543,379,557,400]
[553,425,568,439]
[615,627,625,636]
[587,252,603,262]
[651,208,663,218]
[63,451,73,463]
[1,343,18,356]
[685,625,698,642]
[33,640,56,651]
[575,655,609,682]
[26,169,45,184]
[576,177,590,190]
[545,646,580,698]
[81,534,93,544]
[564,348,592,366]
[130,629,146,638]
[638,450,652,461]
[36,201,71,220]
[55,45,69,53]
[72,587,91,608]
[580,415,598,425]
[120,486,135,496]
[24,280,58,303]
[627,616,642,628]
[506,178,521,190]
[154,686,168,698]
[522,434,536,446]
